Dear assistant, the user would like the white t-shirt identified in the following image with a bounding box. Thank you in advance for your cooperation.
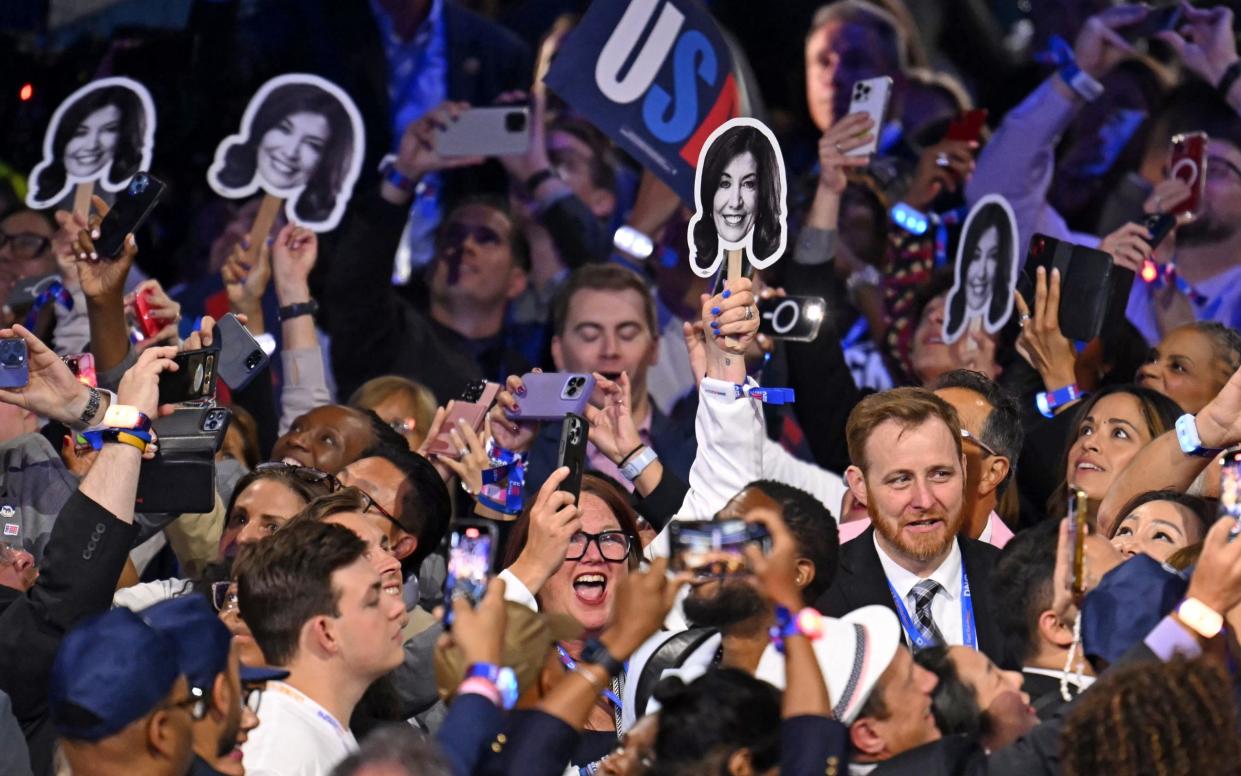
[243,681,358,776]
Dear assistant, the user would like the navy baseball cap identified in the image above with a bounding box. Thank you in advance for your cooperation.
[50,608,181,741]
[141,595,289,690]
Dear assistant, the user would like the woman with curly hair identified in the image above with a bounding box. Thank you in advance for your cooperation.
[1061,658,1241,776]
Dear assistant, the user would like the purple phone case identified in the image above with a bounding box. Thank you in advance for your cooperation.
[504,373,596,421]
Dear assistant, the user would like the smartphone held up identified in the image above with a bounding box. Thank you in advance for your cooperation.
[668,519,771,578]
[444,520,497,627]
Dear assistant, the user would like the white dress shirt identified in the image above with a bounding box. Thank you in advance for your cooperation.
[874,534,967,647]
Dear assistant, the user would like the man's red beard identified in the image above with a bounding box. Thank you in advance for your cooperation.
[867,491,963,563]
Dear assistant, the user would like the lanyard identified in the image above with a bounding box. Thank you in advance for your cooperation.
[23,279,72,329]
[886,563,976,650]
[556,644,624,711]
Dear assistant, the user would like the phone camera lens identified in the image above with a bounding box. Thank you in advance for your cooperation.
[0,343,24,368]
[505,111,527,133]
[245,351,261,369]
[130,173,149,195]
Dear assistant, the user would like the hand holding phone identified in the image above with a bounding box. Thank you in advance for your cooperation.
[62,353,97,388]
[158,346,218,406]
[845,77,893,157]
[0,338,29,389]
[426,380,501,458]
[503,373,595,421]
[1221,451,1241,541]
[556,414,588,504]
[438,106,531,158]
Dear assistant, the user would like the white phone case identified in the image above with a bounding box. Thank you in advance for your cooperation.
[438,107,532,157]
[845,76,893,157]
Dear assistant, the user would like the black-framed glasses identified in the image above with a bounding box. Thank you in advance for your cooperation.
[255,462,340,493]
[242,686,264,715]
[0,231,51,259]
[356,488,403,532]
[565,530,633,562]
[960,428,999,459]
[211,581,239,614]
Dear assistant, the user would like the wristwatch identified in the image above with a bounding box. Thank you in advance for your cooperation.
[278,300,319,322]
[580,638,624,678]
[1176,597,1224,639]
[1175,413,1224,458]
[74,387,118,431]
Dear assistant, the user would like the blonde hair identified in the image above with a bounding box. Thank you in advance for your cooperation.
[348,376,438,445]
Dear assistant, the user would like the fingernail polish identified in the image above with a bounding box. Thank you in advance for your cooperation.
[91,229,100,239]
[89,252,97,261]
[711,306,720,315]
[516,386,526,397]
[710,321,720,329]
[512,403,520,413]
[722,290,731,299]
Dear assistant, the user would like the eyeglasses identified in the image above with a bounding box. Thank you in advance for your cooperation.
[0,231,51,259]
[255,462,340,493]
[960,428,999,459]
[242,686,264,715]
[356,488,403,533]
[565,530,633,562]
[166,689,208,721]
[211,581,239,614]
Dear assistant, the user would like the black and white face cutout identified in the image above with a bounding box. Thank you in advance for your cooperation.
[942,194,1019,344]
[207,74,364,233]
[687,117,788,279]
[25,77,156,210]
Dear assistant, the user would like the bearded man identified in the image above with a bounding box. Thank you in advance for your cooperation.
[816,388,1004,663]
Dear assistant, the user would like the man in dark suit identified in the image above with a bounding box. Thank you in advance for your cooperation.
[817,387,1004,664]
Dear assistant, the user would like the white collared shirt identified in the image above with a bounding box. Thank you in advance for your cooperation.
[874,533,966,647]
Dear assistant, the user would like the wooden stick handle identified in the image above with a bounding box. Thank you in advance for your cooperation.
[724,249,743,350]
[72,182,94,222]
[246,194,283,262]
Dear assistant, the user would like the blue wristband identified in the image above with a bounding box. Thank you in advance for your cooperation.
[465,663,518,710]
[382,162,418,195]
[1176,413,1224,458]
[1036,384,1083,418]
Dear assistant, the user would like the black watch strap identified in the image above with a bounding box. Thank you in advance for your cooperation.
[581,638,624,678]
[1220,60,1241,99]
[278,300,319,322]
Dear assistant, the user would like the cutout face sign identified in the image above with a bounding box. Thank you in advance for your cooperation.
[26,77,156,209]
[942,194,1019,344]
[687,117,788,279]
[207,74,364,232]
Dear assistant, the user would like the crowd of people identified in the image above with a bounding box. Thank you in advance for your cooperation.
[8,0,1241,774]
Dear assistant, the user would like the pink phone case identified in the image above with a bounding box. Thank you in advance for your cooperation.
[426,382,501,458]
[504,373,596,421]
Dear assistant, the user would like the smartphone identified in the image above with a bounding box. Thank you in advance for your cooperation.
[845,76,893,157]
[1140,212,1177,250]
[135,406,231,513]
[0,338,28,389]
[1020,234,1121,342]
[1169,132,1208,219]
[158,347,218,406]
[946,109,988,143]
[62,353,97,388]
[668,519,772,576]
[214,312,269,391]
[438,107,531,158]
[132,288,163,340]
[556,414,588,504]
[443,520,497,627]
[758,295,826,342]
[1221,451,1241,541]
[425,380,501,458]
[503,373,596,421]
[1068,488,1088,597]
[1121,4,1183,42]
[95,173,166,259]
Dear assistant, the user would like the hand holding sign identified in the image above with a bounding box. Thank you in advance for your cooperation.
[208,73,365,256]
[942,195,1019,345]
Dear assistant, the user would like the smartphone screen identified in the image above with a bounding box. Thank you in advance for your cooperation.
[1068,488,1088,596]
[669,519,771,576]
[62,353,97,388]
[1170,132,1208,218]
[444,523,495,626]
[1221,451,1241,541]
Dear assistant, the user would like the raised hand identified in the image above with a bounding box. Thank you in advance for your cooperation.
[701,276,758,357]
[504,466,580,595]
[1015,267,1078,394]
[72,195,136,301]
[906,138,979,208]
[583,371,643,465]
[818,112,875,194]
[117,344,181,420]
[221,238,271,322]
[489,373,542,453]
[126,279,182,349]
[271,224,318,306]
[393,101,484,186]
[446,577,508,665]
[1074,4,1144,79]
[0,324,94,424]
[1193,362,1241,450]
[1185,516,1241,621]
[434,413,493,496]
[743,503,804,611]
[1158,3,1238,87]
[1099,222,1154,273]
